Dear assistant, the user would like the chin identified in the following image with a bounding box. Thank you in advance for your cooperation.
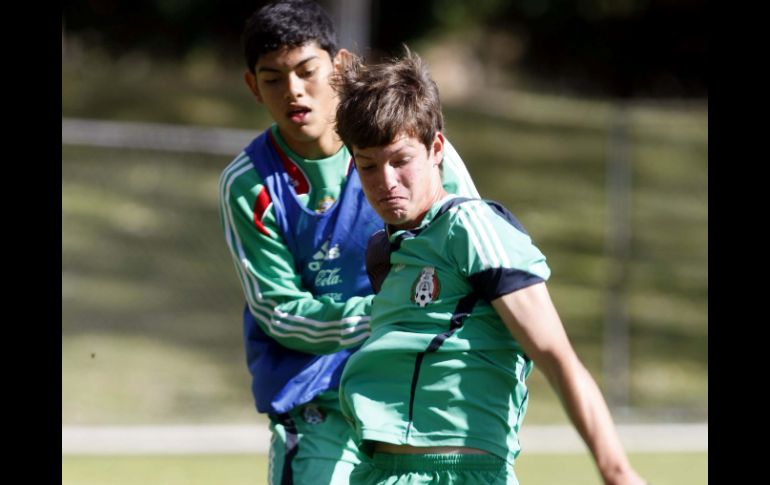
[293,126,318,141]
[282,122,317,140]
[384,214,416,229]
[379,215,401,227]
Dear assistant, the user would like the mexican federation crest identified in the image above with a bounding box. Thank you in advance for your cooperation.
[301,404,326,424]
[411,266,440,308]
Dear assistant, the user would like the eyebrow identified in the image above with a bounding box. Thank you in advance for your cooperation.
[257,55,319,74]
[354,145,416,161]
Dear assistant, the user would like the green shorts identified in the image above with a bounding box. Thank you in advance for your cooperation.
[268,394,363,485]
[349,452,519,485]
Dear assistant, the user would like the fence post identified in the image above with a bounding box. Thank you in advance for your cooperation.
[328,0,372,55]
[603,103,632,416]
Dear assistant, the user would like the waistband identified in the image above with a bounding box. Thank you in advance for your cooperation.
[372,452,506,472]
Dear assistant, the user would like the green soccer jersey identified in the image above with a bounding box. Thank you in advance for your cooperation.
[339,195,550,465]
[219,125,480,355]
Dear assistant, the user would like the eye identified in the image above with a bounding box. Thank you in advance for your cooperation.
[299,69,317,79]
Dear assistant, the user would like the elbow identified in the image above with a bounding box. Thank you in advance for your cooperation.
[533,346,584,384]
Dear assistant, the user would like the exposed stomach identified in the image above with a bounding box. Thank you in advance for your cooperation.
[373,442,489,455]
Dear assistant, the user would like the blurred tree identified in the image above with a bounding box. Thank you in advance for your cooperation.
[62,0,706,97]
[492,0,707,97]
[61,0,255,61]
[371,0,706,98]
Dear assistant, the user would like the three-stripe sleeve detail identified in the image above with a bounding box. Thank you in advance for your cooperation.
[219,154,370,348]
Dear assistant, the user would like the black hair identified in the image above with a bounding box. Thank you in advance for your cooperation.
[242,0,339,73]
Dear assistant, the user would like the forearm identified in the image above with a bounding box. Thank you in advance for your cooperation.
[221,175,372,355]
[245,290,372,354]
[541,357,636,484]
[492,286,644,485]
[231,246,372,354]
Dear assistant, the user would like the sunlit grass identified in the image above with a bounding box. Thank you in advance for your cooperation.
[61,452,707,485]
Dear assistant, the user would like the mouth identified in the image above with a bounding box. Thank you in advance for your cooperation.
[287,105,311,123]
[378,195,406,206]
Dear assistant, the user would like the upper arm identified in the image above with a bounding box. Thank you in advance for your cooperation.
[219,157,372,354]
[449,201,550,300]
[219,156,301,300]
[444,201,574,372]
[491,283,578,376]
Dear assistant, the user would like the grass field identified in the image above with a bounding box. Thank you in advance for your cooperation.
[62,452,707,485]
[62,50,707,426]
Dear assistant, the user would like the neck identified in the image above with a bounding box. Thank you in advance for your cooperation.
[390,186,449,232]
[282,129,344,160]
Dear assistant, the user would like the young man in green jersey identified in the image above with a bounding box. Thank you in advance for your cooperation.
[218,2,478,484]
[334,49,648,485]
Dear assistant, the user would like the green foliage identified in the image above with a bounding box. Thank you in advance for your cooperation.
[431,0,510,29]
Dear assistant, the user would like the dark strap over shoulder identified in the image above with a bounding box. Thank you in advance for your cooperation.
[433,196,473,219]
[365,229,391,293]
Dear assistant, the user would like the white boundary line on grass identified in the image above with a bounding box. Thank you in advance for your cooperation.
[61,423,707,455]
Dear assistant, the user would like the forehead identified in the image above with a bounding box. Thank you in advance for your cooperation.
[256,42,332,70]
[353,134,426,159]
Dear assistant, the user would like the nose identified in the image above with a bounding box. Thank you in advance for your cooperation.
[380,164,398,191]
[285,73,304,100]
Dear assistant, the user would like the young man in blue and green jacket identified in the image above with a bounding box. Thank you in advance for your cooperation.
[218,2,478,484]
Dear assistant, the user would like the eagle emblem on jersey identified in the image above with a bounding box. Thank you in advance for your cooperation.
[301,404,326,424]
[411,266,440,307]
[316,196,336,214]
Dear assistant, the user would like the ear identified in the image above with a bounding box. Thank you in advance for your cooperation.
[431,132,445,167]
[244,71,263,103]
[333,48,353,74]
